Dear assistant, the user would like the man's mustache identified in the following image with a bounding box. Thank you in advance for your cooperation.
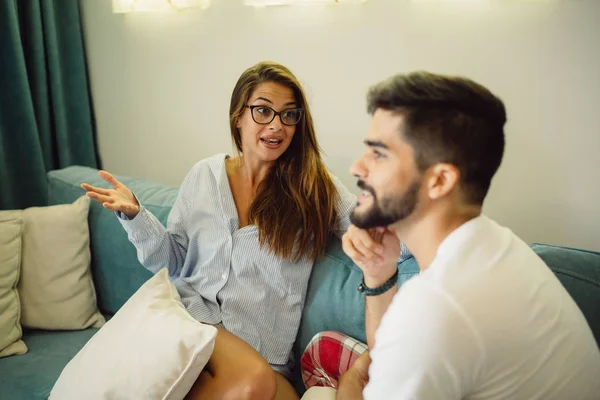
[357,180,376,197]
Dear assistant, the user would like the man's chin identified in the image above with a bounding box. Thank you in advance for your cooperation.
[351,208,399,230]
[350,209,377,230]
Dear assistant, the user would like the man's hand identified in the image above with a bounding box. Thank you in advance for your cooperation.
[337,352,371,400]
[343,226,401,349]
[342,225,400,287]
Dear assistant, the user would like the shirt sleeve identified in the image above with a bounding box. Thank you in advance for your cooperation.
[115,164,200,277]
[364,278,485,400]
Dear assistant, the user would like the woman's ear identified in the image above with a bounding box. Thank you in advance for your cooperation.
[426,163,460,200]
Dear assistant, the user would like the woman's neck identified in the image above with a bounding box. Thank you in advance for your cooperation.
[230,155,274,190]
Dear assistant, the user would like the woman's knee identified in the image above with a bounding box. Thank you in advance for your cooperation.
[226,363,277,400]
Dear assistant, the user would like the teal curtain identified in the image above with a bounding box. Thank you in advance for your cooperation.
[0,0,100,210]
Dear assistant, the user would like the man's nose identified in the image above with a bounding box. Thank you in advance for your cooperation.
[350,155,367,179]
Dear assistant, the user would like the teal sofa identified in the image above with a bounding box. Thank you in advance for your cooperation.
[1,166,599,399]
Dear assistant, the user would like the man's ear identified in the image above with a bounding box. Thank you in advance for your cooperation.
[425,163,460,200]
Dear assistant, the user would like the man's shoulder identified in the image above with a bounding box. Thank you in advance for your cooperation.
[376,276,485,361]
[387,276,476,329]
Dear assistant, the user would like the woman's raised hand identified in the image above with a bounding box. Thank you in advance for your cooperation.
[81,170,140,219]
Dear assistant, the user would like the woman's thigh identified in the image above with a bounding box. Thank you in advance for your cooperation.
[185,326,277,400]
[274,372,300,400]
[205,326,271,375]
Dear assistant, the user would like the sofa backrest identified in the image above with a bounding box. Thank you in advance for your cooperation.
[47,166,600,354]
[530,243,600,345]
[48,166,176,315]
[297,240,600,356]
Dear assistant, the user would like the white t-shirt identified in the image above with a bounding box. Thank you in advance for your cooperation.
[364,216,600,400]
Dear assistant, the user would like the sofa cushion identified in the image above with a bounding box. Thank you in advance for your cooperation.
[530,243,600,345]
[19,196,105,330]
[0,211,27,358]
[47,166,178,315]
[50,269,217,400]
[292,236,419,394]
[296,240,600,359]
[294,236,420,358]
[297,237,366,349]
[0,328,99,400]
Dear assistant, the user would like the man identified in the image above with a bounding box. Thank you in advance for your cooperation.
[302,71,600,399]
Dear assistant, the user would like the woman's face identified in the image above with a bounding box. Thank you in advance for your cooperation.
[236,81,301,163]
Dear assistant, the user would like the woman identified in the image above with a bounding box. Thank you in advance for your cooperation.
[82,61,357,400]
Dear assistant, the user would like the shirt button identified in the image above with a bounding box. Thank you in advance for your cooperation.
[221,274,227,280]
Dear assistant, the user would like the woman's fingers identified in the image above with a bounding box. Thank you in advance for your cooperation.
[85,191,114,204]
[80,183,111,196]
[98,170,122,190]
[101,201,121,212]
[100,199,139,218]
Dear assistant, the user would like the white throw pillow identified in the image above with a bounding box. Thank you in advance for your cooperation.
[18,195,105,330]
[0,211,27,358]
[50,268,217,400]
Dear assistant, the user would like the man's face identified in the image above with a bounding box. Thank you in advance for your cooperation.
[350,109,422,229]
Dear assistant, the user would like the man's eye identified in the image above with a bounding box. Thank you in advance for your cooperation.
[373,150,385,159]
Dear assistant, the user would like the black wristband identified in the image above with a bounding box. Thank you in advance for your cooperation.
[357,269,399,296]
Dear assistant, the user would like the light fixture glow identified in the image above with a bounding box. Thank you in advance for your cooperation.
[245,0,368,7]
[112,0,210,13]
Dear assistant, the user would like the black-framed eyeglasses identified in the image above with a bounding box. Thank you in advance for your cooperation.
[246,105,304,126]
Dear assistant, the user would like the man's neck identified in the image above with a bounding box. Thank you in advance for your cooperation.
[395,207,481,272]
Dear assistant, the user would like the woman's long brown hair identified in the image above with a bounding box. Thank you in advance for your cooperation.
[229,61,340,262]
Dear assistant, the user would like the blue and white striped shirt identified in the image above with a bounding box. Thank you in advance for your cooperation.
[117,154,355,364]
[118,153,411,364]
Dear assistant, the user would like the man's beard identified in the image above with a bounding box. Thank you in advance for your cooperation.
[350,179,421,229]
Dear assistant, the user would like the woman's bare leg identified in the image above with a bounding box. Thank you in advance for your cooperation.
[185,326,277,400]
[274,372,300,400]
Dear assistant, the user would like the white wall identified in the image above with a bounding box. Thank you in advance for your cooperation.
[80,0,600,251]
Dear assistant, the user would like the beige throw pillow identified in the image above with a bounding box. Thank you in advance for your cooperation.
[0,211,27,358]
[50,268,217,400]
[18,195,105,330]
